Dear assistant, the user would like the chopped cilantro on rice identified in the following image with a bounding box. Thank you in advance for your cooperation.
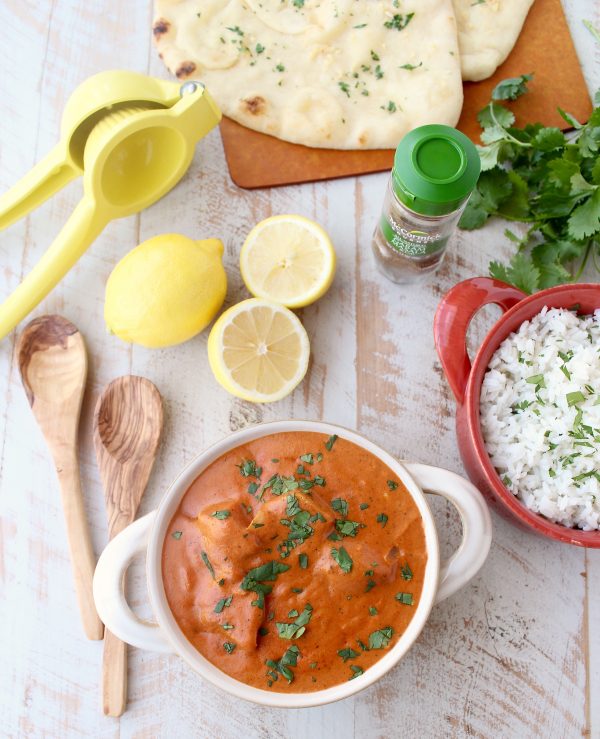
[480,307,600,531]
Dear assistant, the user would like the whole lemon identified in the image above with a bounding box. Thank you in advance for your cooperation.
[105,234,227,348]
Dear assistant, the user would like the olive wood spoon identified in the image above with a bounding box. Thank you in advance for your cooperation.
[93,376,163,717]
[17,315,104,640]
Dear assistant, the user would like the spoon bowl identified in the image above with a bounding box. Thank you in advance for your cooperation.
[17,315,103,640]
[93,375,163,716]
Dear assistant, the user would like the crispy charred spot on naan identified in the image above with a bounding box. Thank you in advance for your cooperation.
[152,18,170,38]
[175,61,196,79]
[242,96,267,116]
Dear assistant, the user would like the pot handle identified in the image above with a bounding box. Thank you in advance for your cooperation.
[433,277,525,405]
[93,511,173,654]
[403,463,492,603]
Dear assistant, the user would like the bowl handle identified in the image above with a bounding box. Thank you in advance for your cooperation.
[93,511,173,653]
[433,277,525,405]
[404,463,492,603]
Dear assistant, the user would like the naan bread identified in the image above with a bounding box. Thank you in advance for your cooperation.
[153,0,463,150]
[452,0,534,81]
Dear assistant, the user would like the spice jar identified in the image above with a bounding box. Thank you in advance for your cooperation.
[372,124,480,284]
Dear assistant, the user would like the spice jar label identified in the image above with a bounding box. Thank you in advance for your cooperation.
[379,215,446,257]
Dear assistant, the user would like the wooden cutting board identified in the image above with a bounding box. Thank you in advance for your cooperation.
[219,0,592,189]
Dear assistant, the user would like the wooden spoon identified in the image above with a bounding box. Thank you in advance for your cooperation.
[17,315,104,640]
[93,375,163,717]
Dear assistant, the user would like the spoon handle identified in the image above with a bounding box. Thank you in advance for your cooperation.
[102,629,127,716]
[55,446,104,640]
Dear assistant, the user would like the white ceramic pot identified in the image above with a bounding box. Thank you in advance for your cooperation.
[93,420,492,708]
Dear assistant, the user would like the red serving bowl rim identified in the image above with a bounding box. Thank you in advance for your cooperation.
[464,282,600,547]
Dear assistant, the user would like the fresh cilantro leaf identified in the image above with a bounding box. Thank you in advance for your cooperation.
[568,188,600,239]
[491,73,533,101]
[477,102,515,130]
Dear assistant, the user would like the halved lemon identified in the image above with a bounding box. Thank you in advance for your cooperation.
[239,214,336,308]
[207,298,310,403]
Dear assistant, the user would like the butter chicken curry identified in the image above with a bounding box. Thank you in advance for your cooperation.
[162,432,426,691]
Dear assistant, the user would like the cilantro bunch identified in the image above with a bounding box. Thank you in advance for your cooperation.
[459,73,600,293]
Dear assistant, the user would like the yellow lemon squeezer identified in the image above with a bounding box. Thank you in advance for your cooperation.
[0,70,221,340]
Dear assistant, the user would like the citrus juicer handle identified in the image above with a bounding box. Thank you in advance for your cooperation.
[0,197,106,340]
[0,143,80,231]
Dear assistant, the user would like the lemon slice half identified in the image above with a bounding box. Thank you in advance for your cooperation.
[207,298,310,403]
[240,215,336,308]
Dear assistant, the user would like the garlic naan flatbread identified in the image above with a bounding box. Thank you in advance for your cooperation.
[452,0,534,81]
[153,0,462,150]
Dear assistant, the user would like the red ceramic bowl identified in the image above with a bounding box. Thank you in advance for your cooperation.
[434,277,600,548]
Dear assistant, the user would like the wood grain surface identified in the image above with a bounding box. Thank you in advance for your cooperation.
[0,1,599,737]
[93,375,163,717]
[16,314,103,641]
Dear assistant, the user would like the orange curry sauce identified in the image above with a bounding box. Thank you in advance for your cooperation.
[162,432,426,691]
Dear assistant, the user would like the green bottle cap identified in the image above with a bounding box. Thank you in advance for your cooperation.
[392,124,480,217]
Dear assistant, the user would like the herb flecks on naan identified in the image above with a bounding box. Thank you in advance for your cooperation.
[452,0,534,81]
[153,0,462,150]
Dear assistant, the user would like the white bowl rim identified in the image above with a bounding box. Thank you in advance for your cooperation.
[145,419,441,708]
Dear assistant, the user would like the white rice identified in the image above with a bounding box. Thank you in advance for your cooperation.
[480,306,600,531]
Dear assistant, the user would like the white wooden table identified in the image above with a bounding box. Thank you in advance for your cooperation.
[1,2,599,737]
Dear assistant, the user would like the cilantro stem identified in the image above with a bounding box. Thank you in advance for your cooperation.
[489,105,531,148]
[574,241,593,280]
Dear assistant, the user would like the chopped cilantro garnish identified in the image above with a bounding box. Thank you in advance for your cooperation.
[374,64,384,80]
[360,503,369,510]
[226,25,244,36]
[376,513,388,528]
[383,13,414,30]
[370,50,380,61]
[401,563,413,581]
[369,606,378,616]
[299,553,308,569]
[214,595,233,613]
[171,530,182,540]
[237,459,262,479]
[256,43,265,54]
[567,391,586,406]
[263,474,299,496]
[365,579,376,593]
[300,453,314,464]
[265,645,300,684]
[248,482,259,495]
[395,592,414,605]
[335,519,362,537]
[349,665,364,680]
[387,480,398,490]
[331,498,349,517]
[223,642,236,654]
[276,604,313,639]
[338,81,350,97]
[368,626,394,649]
[325,434,338,451]
[211,510,230,520]
[525,373,545,385]
[331,546,353,573]
[291,587,303,593]
[221,623,234,631]
[201,551,215,579]
[241,561,290,608]
[338,647,360,662]
[399,62,422,70]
